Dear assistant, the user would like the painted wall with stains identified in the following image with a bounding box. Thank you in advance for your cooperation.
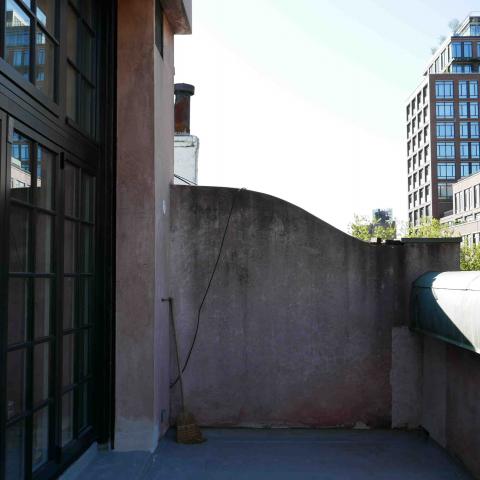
[169,186,459,428]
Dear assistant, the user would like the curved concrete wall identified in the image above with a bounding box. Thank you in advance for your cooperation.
[169,186,459,428]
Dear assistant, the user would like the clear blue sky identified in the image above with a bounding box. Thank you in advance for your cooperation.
[175,0,480,232]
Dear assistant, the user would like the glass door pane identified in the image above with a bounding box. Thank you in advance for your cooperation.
[4,127,57,478]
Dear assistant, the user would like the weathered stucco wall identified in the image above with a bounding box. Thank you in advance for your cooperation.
[169,186,459,429]
[116,0,177,452]
[422,336,480,478]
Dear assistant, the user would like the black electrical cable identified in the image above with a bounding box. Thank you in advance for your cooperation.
[170,187,244,388]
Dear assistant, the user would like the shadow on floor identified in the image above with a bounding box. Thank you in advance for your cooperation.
[63,429,474,480]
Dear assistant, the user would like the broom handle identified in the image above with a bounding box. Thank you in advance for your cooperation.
[167,298,185,411]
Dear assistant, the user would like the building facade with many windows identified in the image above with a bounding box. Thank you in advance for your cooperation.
[406,14,480,225]
[440,170,480,244]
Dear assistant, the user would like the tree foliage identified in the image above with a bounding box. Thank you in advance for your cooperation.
[348,214,396,242]
[448,18,460,33]
[460,245,480,271]
[350,215,480,271]
[404,217,454,239]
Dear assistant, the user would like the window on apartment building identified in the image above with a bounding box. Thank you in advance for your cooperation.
[459,102,478,118]
[472,142,480,158]
[412,117,416,130]
[425,145,429,160]
[436,122,454,138]
[407,141,411,156]
[424,126,428,141]
[417,92,421,106]
[406,105,410,120]
[418,132,422,146]
[425,205,431,217]
[460,122,469,138]
[435,80,454,98]
[470,81,478,98]
[459,81,478,98]
[407,123,410,137]
[464,42,473,58]
[408,158,412,173]
[452,64,474,73]
[412,98,416,111]
[437,162,456,179]
[471,103,479,118]
[451,41,473,58]
[423,86,428,103]
[419,169,424,184]
[425,164,430,181]
[409,194,413,209]
[461,162,480,177]
[461,142,470,158]
[438,182,453,199]
[472,123,480,138]
[436,102,454,118]
[437,142,455,158]
[423,106,428,122]
[452,42,462,58]
[426,185,431,202]
[414,191,418,206]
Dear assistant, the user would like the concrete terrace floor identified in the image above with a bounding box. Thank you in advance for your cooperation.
[62,429,474,480]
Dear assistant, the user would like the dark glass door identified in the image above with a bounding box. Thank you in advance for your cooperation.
[1,117,96,480]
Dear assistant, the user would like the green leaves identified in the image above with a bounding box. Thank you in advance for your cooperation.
[350,214,480,271]
[348,214,396,242]
[460,244,480,271]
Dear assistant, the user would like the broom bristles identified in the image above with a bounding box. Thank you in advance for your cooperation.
[176,409,205,444]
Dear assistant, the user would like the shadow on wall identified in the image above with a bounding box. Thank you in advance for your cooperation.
[411,271,480,353]
[168,186,460,429]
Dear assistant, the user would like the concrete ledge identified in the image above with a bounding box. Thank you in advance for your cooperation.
[401,238,462,244]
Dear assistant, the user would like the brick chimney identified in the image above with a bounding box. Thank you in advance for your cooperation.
[174,83,195,134]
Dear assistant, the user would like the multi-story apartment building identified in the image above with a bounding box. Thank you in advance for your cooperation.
[440,170,480,244]
[406,14,480,225]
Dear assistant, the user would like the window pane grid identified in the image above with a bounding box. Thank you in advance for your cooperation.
[7,130,57,475]
[66,0,96,136]
[4,0,58,100]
